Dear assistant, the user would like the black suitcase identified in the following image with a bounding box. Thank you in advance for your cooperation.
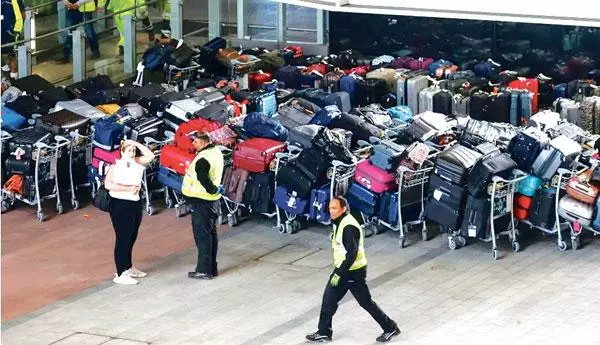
[276,163,317,199]
[22,174,55,200]
[65,75,115,99]
[243,171,275,214]
[529,187,559,229]
[12,74,54,94]
[80,88,121,106]
[287,124,322,149]
[469,92,489,121]
[424,194,464,230]
[36,87,70,107]
[195,103,228,125]
[329,113,384,147]
[5,157,35,175]
[461,195,490,238]
[488,92,511,123]
[5,95,52,117]
[35,110,91,135]
[167,42,197,68]
[428,173,466,198]
[8,127,52,158]
[356,78,388,106]
[145,91,187,114]
[467,152,516,196]
[127,84,165,105]
[433,145,482,185]
[125,116,165,143]
[432,90,453,115]
[507,131,546,171]
[295,148,329,182]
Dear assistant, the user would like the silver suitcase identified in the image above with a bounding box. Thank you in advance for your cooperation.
[452,94,470,117]
[397,75,428,116]
[558,195,593,227]
[418,86,440,114]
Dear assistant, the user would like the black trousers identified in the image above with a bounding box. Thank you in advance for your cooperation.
[190,198,219,275]
[109,198,143,275]
[318,269,396,337]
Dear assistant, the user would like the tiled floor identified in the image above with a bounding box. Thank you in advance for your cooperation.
[3,198,600,345]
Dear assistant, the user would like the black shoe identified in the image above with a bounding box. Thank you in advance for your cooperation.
[188,272,212,280]
[90,51,101,60]
[376,326,400,343]
[305,332,331,342]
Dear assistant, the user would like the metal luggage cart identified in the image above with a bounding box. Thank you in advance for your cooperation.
[554,164,598,251]
[394,159,436,248]
[448,170,529,260]
[65,131,93,210]
[140,134,174,216]
[1,136,71,221]
[272,147,307,235]
[165,61,204,90]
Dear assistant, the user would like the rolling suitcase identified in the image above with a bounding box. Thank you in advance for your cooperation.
[54,99,106,122]
[467,153,517,196]
[1,107,27,132]
[35,110,91,136]
[273,185,309,215]
[163,99,204,127]
[378,191,399,225]
[8,127,52,159]
[5,157,35,175]
[558,195,593,227]
[369,140,405,172]
[432,90,453,115]
[286,124,322,149]
[243,172,275,214]
[566,171,598,205]
[92,147,121,165]
[36,87,70,107]
[157,167,183,192]
[516,174,544,197]
[309,186,330,222]
[461,195,491,239]
[433,145,482,185]
[418,86,440,114]
[529,187,558,229]
[354,160,397,193]
[159,144,195,176]
[507,128,549,171]
[11,74,54,94]
[346,183,379,216]
[424,192,463,230]
[357,78,388,106]
[125,116,165,143]
[276,163,318,199]
[397,74,428,116]
[233,138,286,173]
[275,66,301,89]
[93,117,124,151]
[226,167,249,203]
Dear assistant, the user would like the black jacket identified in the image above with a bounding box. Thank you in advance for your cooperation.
[193,144,218,196]
[332,212,366,278]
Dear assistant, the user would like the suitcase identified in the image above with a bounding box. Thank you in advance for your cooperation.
[249,71,273,91]
[4,95,52,118]
[467,153,517,196]
[125,116,165,143]
[432,90,453,115]
[516,174,543,197]
[452,94,470,118]
[397,75,429,116]
[388,105,413,122]
[11,74,54,94]
[8,127,52,158]
[309,185,330,222]
[195,102,229,126]
[407,57,434,71]
[273,185,309,215]
[163,99,204,127]
[507,129,548,171]
[339,74,360,107]
[254,91,277,117]
[87,165,105,187]
[424,192,463,230]
[91,157,112,175]
[357,78,388,106]
[54,99,106,122]
[566,171,598,205]
[35,110,91,136]
[433,145,482,185]
[276,163,319,199]
[508,78,539,113]
[529,110,561,131]
[233,138,286,173]
[174,118,221,153]
[36,87,70,107]
[529,187,558,228]
[354,160,397,194]
[286,124,322,149]
[469,92,489,121]
[531,147,563,181]
[378,191,399,225]
[418,86,440,114]
[157,167,183,192]
[488,92,511,123]
[224,167,247,203]
[322,68,346,93]
[5,157,35,175]
[159,144,195,176]
[593,197,600,231]
[295,148,329,181]
[188,87,225,105]
[369,140,405,172]
[92,147,121,165]
[461,195,491,239]
[1,107,28,132]
[558,195,593,227]
[243,171,275,214]
[346,183,379,216]
[516,194,534,210]
[275,66,301,89]
[145,91,187,115]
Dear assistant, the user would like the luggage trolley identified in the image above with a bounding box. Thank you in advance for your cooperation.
[555,164,597,251]
[165,61,204,90]
[448,170,529,260]
[217,146,245,227]
[141,133,174,215]
[272,147,309,234]
[66,131,93,210]
[1,136,71,221]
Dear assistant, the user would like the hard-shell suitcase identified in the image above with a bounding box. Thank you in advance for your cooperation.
[507,129,549,171]
[35,110,91,135]
[5,157,35,175]
[157,166,183,192]
[378,191,399,225]
[428,173,467,198]
[424,193,463,230]
[195,102,229,126]
[254,91,277,117]
[432,90,453,115]
[287,124,322,149]
[354,160,397,194]
[276,163,318,199]
[233,138,286,173]
[566,171,598,205]
[92,147,120,165]
[529,110,561,131]
[369,140,405,172]
[8,127,52,158]
[529,187,558,228]
[509,78,539,113]
[531,147,563,181]
[516,174,543,197]
[54,99,106,122]
[433,145,482,185]
[175,118,221,153]
[558,195,593,227]
[452,94,470,118]
[226,167,248,203]
[188,87,225,105]
[397,75,428,116]
[346,182,379,216]
[273,185,309,215]
[469,92,489,121]
[36,87,69,107]
[125,116,165,143]
[243,171,275,214]
[461,195,491,239]
[357,78,388,106]
[159,144,195,176]
[12,74,54,94]
[418,86,440,114]
[467,153,517,196]
[163,99,204,127]
[309,186,330,222]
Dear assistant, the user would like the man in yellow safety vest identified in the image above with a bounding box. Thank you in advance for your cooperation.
[104,0,155,56]
[1,0,25,79]
[306,196,400,343]
[182,131,224,280]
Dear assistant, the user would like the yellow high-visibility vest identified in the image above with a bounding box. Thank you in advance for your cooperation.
[12,0,23,33]
[332,214,367,271]
[182,146,223,201]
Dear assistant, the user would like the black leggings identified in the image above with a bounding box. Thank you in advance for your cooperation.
[109,198,143,275]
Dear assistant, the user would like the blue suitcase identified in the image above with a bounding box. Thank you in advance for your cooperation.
[309,185,330,222]
[378,191,398,224]
[387,105,413,122]
[1,107,28,132]
[369,140,405,172]
[553,83,568,99]
[275,66,301,89]
[158,167,183,192]
[516,174,543,197]
[274,185,309,215]
[300,73,322,89]
[346,183,379,216]
[339,75,359,107]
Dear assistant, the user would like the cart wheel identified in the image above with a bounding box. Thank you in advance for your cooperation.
[399,238,407,248]
[72,200,80,210]
[364,224,375,238]
[493,249,499,260]
[448,237,457,250]
[1,200,9,213]
[175,205,182,218]
[291,220,301,234]
[36,211,45,222]
[456,235,467,248]
[146,205,154,216]
[512,241,521,253]
[558,241,568,252]
[227,213,237,227]
[277,224,286,234]
[572,237,581,250]
[56,204,63,215]
[165,198,174,209]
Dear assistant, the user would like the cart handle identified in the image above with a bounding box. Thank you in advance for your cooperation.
[54,135,71,144]
[331,160,355,168]
[68,131,91,140]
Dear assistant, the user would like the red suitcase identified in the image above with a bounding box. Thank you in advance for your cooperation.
[175,118,222,153]
[233,138,286,173]
[93,147,121,164]
[354,160,398,193]
[91,157,112,175]
[306,63,328,76]
[515,194,534,209]
[509,77,539,113]
[514,206,530,221]
[159,144,195,176]
[283,45,303,59]
[249,71,273,91]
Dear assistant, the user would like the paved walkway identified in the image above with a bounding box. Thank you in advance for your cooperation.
[3,204,600,345]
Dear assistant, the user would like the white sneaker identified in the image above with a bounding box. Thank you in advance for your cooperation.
[113,273,139,285]
[125,267,147,278]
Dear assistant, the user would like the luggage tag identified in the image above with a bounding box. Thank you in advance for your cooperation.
[432,189,443,201]
[468,224,477,238]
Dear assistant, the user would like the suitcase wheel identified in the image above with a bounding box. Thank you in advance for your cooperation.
[558,240,568,252]
[72,199,80,210]
[227,212,239,227]
[512,241,521,253]
[146,205,154,216]
[1,199,9,213]
[37,210,45,222]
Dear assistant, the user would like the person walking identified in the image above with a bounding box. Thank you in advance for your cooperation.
[306,196,400,343]
[60,0,101,62]
[182,131,224,280]
[104,140,155,285]
[1,0,25,79]
[104,0,155,57]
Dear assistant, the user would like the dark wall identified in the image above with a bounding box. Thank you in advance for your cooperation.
[329,13,600,83]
